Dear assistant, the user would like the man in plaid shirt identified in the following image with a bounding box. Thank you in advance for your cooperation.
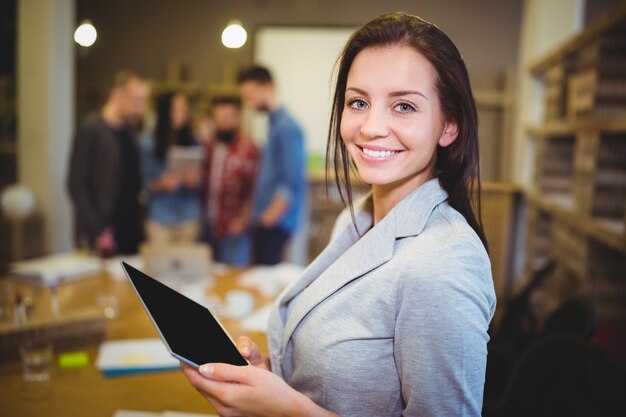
[200,96,260,266]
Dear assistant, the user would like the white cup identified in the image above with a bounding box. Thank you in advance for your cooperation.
[97,293,119,319]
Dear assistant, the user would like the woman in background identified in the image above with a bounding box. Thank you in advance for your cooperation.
[182,12,496,417]
[140,91,201,244]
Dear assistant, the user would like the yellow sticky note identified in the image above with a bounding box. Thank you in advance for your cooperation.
[59,351,89,369]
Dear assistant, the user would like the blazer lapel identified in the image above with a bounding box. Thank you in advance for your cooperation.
[271,178,449,370]
[280,204,396,353]
[267,205,372,371]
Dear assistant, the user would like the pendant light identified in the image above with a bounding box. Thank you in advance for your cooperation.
[221,20,247,49]
[74,20,97,47]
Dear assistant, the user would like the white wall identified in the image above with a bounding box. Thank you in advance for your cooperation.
[254,26,355,158]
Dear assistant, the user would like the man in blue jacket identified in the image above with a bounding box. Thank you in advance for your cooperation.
[238,65,307,265]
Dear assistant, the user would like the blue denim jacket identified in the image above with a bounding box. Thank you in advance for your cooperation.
[252,107,307,233]
[139,135,201,225]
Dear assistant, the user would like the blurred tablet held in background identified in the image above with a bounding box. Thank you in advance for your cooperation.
[140,243,212,286]
[167,145,203,171]
[121,262,248,368]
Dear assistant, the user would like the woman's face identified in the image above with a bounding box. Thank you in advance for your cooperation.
[340,45,457,196]
[170,93,189,130]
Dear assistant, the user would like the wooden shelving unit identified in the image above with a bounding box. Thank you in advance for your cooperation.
[525,3,626,321]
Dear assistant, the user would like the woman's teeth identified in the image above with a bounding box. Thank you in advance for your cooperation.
[362,148,398,158]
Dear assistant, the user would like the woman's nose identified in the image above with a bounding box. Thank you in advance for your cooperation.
[360,106,389,139]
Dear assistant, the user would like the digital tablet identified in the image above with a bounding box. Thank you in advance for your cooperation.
[167,145,203,171]
[121,262,248,368]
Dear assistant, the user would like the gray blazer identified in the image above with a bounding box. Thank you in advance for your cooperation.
[268,179,496,417]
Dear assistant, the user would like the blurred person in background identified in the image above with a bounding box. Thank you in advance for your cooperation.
[140,91,202,244]
[200,96,260,266]
[238,65,307,265]
[194,111,215,145]
[67,70,150,255]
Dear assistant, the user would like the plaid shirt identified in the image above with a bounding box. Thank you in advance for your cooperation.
[201,134,260,241]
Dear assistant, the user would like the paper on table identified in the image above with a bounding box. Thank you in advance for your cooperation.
[11,252,102,286]
[240,304,272,332]
[96,338,179,377]
[237,263,304,298]
[112,411,161,417]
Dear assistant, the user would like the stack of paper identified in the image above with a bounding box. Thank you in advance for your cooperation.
[11,252,102,286]
[96,338,179,377]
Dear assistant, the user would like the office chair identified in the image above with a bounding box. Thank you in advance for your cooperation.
[483,335,626,417]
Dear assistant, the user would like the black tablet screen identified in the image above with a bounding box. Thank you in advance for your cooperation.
[122,262,248,367]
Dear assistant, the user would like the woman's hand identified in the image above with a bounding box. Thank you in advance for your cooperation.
[153,170,181,191]
[236,336,270,370]
[181,362,316,417]
[182,168,200,188]
[180,337,339,417]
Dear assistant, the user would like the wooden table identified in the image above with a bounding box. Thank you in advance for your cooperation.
[0,267,270,417]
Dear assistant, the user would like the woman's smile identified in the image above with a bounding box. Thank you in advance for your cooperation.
[357,144,404,161]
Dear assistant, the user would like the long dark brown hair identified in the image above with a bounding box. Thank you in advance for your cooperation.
[326,12,488,250]
[154,91,195,162]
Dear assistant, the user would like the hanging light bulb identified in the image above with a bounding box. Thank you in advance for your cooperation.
[74,20,97,47]
[221,20,247,49]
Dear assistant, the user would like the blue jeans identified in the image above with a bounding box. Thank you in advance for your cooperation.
[216,233,251,266]
[201,225,251,267]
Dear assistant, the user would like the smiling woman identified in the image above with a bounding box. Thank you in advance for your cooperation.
[328,15,487,249]
[340,45,458,221]
[182,12,495,417]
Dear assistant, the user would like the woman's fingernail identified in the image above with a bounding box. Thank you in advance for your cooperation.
[199,365,213,375]
[241,346,249,356]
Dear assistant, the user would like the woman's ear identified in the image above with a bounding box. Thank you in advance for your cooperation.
[438,121,459,148]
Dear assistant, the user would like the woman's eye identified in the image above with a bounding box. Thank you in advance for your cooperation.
[395,102,416,113]
[347,98,368,110]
